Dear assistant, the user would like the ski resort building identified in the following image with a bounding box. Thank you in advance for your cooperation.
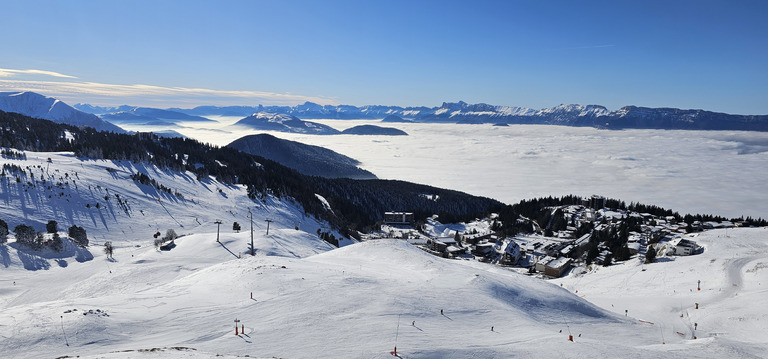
[384,212,414,225]
[534,256,554,273]
[427,236,455,252]
[544,257,572,278]
[585,194,606,210]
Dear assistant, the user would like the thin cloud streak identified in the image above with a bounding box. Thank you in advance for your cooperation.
[0,68,78,79]
[0,79,337,107]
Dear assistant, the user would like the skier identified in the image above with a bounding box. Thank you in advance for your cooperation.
[440,309,443,315]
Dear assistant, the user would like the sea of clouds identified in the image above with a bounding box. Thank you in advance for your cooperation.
[161,118,768,220]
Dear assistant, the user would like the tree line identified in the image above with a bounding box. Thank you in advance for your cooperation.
[0,218,88,251]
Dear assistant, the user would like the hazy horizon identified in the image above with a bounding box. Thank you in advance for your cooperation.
[2,1,767,114]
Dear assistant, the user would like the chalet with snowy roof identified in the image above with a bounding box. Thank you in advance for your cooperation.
[574,233,591,248]
[462,231,493,244]
[502,240,521,265]
[473,242,495,256]
[559,244,577,257]
[446,245,466,257]
[673,238,697,256]
[427,236,456,252]
[535,256,555,273]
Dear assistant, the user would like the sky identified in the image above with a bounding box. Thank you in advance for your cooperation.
[1,0,767,114]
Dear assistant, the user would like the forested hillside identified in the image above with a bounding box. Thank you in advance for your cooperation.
[0,110,502,235]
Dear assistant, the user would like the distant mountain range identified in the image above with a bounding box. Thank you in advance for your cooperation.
[74,104,215,128]
[227,134,376,179]
[0,91,125,133]
[166,101,768,131]
[9,91,763,132]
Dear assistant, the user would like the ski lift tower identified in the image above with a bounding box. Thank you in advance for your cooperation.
[214,220,222,242]
[265,218,273,236]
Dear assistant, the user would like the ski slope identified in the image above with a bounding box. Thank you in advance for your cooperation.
[555,227,768,356]
[0,150,347,248]
[1,151,767,358]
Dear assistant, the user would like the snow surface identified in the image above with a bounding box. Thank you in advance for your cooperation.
[1,151,768,358]
[554,227,768,356]
[0,150,339,251]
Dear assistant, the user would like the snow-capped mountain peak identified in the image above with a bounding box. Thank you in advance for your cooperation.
[0,91,125,133]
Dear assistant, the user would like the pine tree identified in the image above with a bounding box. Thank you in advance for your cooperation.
[46,220,58,234]
[645,245,657,264]
[68,225,88,247]
[586,242,599,265]
[50,233,63,252]
[0,218,8,243]
[104,241,114,259]
[14,224,36,248]
[603,253,613,267]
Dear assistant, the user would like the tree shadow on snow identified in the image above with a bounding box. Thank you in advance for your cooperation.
[75,246,94,263]
[8,238,94,271]
[0,244,11,267]
[16,250,51,271]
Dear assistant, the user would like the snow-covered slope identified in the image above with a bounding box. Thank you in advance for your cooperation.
[0,91,125,133]
[6,225,767,358]
[0,150,337,247]
[555,227,768,355]
[0,232,651,358]
[1,150,767,358]
[231,112,340,134]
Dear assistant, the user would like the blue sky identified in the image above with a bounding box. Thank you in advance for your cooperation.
[1,0,766,114]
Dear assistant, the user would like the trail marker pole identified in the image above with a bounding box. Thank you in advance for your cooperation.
[235,318,240,335]
[249,208,254,256]
[561,311,573,342]
[392,314,401,356]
